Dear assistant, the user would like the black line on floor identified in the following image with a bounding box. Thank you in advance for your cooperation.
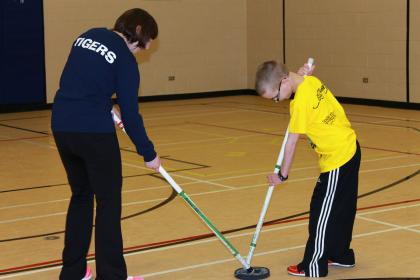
[204,101,420,131]
[0,136,49,142]
[0,188,178,243]
[0,183,68,194]
[0,116,49,122]
[350,120,420,133]
[0,165,208,194]
[160,155,210,168]
[0,231,66,243]
[191,121,420,156]
[123,168,420,249]
[204,102,290,116]
[0,123,49,135]
[190,121,282,137]
[120,148,210,168]
[0,170,418,275]
[361,146,419,156]
[358,169,420,198]
[121,188,177,221]
[205,101,420,123]
[0,162,209,243]
[122,166,207,179]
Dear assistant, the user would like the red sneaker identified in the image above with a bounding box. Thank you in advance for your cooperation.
[81,267,92,280]
[287,265,305,277]
[328,260,355,268]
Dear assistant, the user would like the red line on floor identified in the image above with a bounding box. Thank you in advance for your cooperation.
[1,197,420,275]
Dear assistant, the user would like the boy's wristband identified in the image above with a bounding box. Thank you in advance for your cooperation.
[278,172,288,182]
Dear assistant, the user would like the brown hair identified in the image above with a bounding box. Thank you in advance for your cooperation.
[255,61,289,95]
[113,8,158,49]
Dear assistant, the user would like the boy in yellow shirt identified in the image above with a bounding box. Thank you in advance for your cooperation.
[255,61,361,277]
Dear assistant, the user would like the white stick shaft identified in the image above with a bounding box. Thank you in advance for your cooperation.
[111,108,126,132]
[158,166,183,194]
[246,128,289,265]
[275,128,289,173]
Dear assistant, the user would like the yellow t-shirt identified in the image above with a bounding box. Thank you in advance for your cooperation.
[289,76,356,172]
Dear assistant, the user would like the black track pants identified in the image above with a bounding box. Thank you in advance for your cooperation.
[298,142,361,277]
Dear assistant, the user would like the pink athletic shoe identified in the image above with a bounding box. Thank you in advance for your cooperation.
[81,266,92,280]
[127,277,144,280]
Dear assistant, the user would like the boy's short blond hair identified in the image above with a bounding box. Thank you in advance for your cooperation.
[255,61,289,95]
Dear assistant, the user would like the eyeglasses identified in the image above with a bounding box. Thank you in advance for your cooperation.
[272,76,287,102]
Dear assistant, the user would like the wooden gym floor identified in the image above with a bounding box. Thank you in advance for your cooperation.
[0,95,419,279]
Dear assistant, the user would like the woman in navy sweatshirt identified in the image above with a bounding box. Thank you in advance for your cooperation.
[51,8,160,280]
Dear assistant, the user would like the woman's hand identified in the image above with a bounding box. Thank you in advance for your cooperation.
[146,155,161,171]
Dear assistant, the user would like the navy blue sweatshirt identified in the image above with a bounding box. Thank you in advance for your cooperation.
[51,28,156,161]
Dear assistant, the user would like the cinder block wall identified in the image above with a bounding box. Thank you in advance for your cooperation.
[44,0,247,103]
[44,0,419,103]
[284,0,408,102]
[246,0,283,89]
